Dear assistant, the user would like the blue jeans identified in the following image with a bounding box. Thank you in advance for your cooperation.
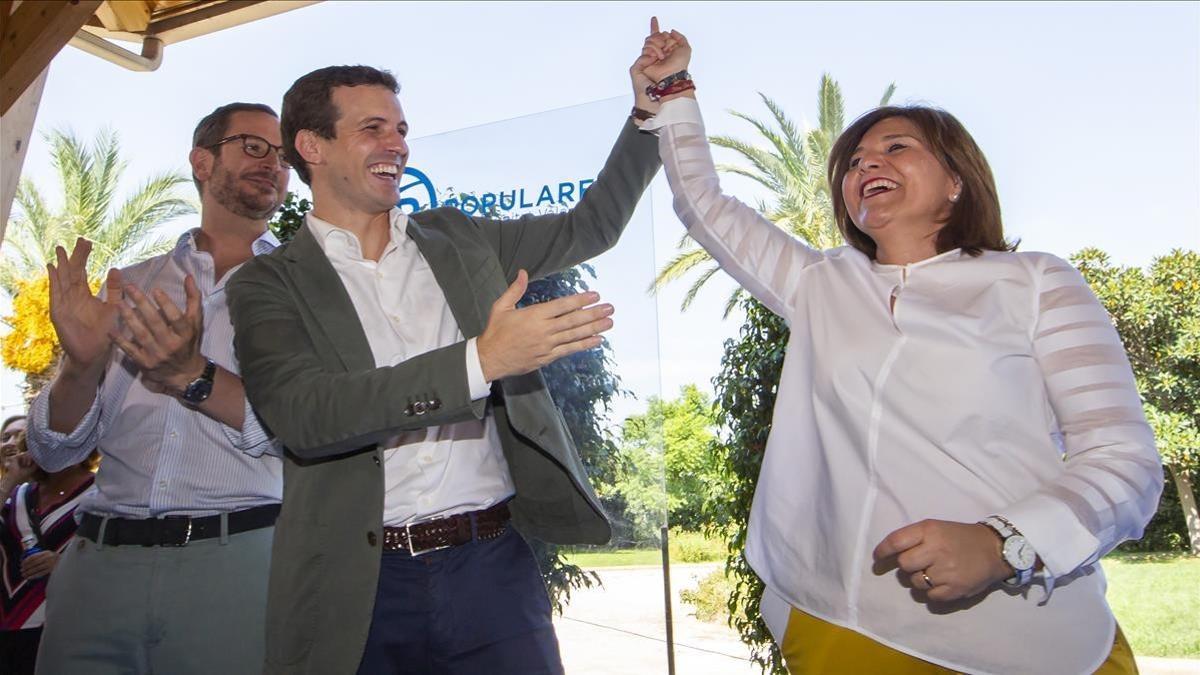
[355,526,563,675]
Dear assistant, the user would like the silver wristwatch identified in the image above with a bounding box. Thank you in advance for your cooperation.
[980,515,1037,587]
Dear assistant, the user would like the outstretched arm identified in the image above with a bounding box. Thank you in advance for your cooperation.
[636,25,826,322]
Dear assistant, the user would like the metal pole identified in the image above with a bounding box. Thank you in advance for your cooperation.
[661,525,676,675]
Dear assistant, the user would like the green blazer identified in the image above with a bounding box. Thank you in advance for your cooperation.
[227,118,660,675]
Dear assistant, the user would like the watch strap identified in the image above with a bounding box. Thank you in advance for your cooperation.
[181,358,217,404]
[980,515,1035,586]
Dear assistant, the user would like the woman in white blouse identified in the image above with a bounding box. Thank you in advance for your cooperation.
[633,24,1161,675]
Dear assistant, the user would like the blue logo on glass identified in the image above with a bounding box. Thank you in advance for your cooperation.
[398,166,595,216]
[397,167,438,214]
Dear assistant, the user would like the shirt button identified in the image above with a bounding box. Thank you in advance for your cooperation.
[421,456,433,464]
[419,497,430,507]
[366,531,377,547]
[169,432,177,439]
[158,481,167,489]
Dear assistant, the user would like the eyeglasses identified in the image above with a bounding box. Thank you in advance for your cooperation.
[207,133,291,169]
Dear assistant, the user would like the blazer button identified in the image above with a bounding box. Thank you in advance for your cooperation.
[412,401,428,415]
[373,455,381,466]
[427,399,441,411]
[366,531,377,547]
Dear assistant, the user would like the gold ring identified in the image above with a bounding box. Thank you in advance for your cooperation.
[921,571,934,588]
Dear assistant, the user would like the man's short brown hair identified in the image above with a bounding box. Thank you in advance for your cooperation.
[280,65,400,185]
[191,102,278,193]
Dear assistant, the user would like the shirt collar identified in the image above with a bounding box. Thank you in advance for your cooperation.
[870,247,964,273]
[171,227,280,263]
[305,208,409,259]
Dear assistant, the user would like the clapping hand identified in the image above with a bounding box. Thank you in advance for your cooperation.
[46,238,124,374]
[477,270,614,382]
[110,275,207,396]
[873,519,1014,603]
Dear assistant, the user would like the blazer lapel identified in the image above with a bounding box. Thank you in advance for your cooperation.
[406,214,486,339]
[280,224,375,372]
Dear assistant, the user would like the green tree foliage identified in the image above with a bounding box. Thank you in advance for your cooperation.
[267,192,310,242]
[1073,248,1200,555]
[1,129,192,293]
[651,74,894,316]
[615,385,720,534]
[707,297,789,674]
[269,192,626,611]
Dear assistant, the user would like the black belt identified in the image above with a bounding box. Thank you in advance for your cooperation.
[78,504,281,547]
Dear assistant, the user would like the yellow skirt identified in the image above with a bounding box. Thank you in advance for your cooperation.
[779,607,1137,674]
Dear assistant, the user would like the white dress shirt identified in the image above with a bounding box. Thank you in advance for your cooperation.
[306,210,515,527]
[27,229,283,517]
[645,98,1162,674]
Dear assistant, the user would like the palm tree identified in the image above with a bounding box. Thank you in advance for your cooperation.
[651,74,895,316]
[0,128,195,293]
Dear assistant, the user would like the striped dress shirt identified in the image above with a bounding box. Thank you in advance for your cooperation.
[27,229,283,518]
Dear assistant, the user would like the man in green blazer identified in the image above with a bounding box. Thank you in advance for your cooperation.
[227,63,660,674]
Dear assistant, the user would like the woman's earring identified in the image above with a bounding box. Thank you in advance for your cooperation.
[949,192,960,203]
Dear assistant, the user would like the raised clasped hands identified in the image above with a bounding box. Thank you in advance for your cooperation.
[872,519,1015,603]
[477,270,614,382]
[630,16,693,111]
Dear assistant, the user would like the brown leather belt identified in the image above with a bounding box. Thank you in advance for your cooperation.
[383,502,510,556]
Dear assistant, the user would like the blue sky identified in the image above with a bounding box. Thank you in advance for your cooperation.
[4,1,1198,415]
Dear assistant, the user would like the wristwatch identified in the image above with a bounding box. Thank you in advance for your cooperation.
[980,515,1037,586]
[180,358,217,405]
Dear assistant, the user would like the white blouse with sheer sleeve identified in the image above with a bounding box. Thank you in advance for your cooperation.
[643,98,1162,675]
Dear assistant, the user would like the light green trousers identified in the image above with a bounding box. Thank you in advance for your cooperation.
[35,524,273,675]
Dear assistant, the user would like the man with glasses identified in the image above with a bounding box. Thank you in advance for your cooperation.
[27,102,288,675]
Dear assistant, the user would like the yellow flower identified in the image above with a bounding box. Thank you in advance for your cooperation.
[1,275,101,377]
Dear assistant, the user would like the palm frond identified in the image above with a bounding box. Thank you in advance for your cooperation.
[650,248,715,294]
[759,94,808,174]
[724,110,803,178]
[681,263,723,311]
[722,287,746,319]
[879,82,897,107]
[709,134,790,193]
[817,74,846,140]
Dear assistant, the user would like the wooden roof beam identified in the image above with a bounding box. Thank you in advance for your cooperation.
[1,0,104,115]
[94,0,152,33]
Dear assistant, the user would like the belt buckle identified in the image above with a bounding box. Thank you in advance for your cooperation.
[404,519,451,557]
[164,516,193,547]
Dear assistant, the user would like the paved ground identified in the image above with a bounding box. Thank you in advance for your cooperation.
[554,564,1200,675]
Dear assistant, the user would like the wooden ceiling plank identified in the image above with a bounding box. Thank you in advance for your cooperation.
[95,0,151,33]
[146,0,314,44]
[0,0,104,115]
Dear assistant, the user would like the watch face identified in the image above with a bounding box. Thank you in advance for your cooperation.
[1004,536,1037,570]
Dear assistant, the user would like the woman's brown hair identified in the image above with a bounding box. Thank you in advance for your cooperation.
[828,105,1015,259]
